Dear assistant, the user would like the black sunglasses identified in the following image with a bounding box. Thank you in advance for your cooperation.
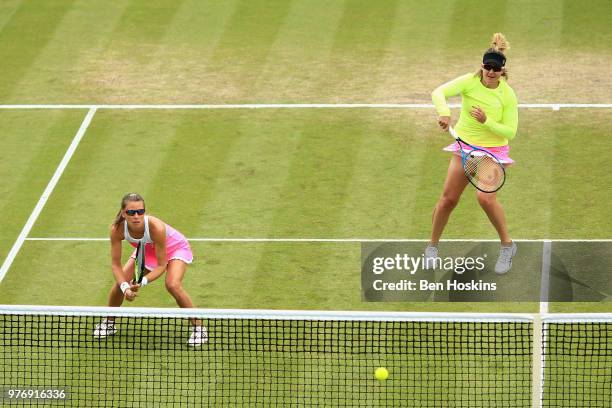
[125,209,145,216]
[483,64,503,72]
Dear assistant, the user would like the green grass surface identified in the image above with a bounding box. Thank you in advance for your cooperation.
[0,1,609,405]
[0,110,88,263]
[0,2,609,314]
[0,0,610,104]
[0,109,609,313]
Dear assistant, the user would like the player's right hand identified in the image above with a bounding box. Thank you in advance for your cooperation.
[438,116,450,130]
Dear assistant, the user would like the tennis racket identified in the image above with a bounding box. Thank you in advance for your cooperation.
[448,126,506,193]
[133,240,146,284]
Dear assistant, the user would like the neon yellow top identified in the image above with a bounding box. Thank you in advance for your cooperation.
[432,73,518,147]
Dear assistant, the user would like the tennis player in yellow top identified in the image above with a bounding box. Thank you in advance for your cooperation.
[427,33,518,274]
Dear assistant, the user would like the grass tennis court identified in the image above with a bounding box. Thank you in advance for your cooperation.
[0,108,609,313]
[0,0,610,406]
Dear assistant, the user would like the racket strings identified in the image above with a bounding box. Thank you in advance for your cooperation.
[464,154,505,192]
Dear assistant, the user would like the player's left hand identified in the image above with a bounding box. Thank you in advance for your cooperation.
[470,106,487,123]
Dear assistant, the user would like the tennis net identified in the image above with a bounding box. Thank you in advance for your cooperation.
[0,306,609,407]
[540,315,611,407]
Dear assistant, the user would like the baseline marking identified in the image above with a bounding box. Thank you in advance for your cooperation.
[0,108,97,283]
[0,103,611,110]
[24,237,611,243]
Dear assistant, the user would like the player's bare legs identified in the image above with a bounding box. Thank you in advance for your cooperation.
[165,260,195,309]
[476,190,511,243]
[430,156,469,244]
[424,156,469,269]
[166,260,204,329]
[475,166,516,274]
[166,260,207,345]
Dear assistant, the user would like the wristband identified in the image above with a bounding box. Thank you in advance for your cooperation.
[140,276,148,287]
[120,282,130,294]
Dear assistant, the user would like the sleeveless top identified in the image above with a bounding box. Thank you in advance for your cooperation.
[123,215,154,245]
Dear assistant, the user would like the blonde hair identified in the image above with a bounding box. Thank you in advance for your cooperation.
[490,32,510,53]
[476,33,510,80]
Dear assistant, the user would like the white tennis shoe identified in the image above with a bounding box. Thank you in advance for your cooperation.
[424,244,439,270]
[188,326,208,347]
[495,242,517,274]
[93,320,117,338]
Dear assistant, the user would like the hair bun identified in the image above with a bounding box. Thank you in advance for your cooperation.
[491,33,510,53]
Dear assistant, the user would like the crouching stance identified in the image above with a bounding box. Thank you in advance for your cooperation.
[94,193,206,346]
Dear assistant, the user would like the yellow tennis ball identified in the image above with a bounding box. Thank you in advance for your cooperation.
[374,367,389,381]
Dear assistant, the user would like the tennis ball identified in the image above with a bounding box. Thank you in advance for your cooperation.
[374,367,389,381]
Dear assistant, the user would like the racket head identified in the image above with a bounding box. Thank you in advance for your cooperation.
[462,148,506,193]
[448,126,506,193]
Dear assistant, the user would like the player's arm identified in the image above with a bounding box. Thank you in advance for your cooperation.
[110,226,138,300]
[482,89,518,140]
[139,217,168,284]
[432,73,474,119]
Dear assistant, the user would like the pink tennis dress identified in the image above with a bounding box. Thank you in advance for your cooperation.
[124,216,193,271]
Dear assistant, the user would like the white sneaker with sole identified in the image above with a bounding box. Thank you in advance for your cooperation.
[495,242,518,274]
[424,244,439,270]
[93,320,117,338]
[188,326,208,347]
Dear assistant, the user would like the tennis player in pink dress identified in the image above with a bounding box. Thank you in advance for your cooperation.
[93,193,206,346]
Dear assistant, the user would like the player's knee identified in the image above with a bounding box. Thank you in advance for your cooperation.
[439,194,460,210]
[165,280,182,295]
[477,192,496,208]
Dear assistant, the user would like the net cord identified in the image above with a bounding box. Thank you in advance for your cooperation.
[1,305,609,322]
[0,305,541,322]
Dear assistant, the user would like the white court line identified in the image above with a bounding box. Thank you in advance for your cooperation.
[535,240,552,408]
[24,237,612,243]
[540,240,552,314]
[0,103,611,110]
[0,108,97,283]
